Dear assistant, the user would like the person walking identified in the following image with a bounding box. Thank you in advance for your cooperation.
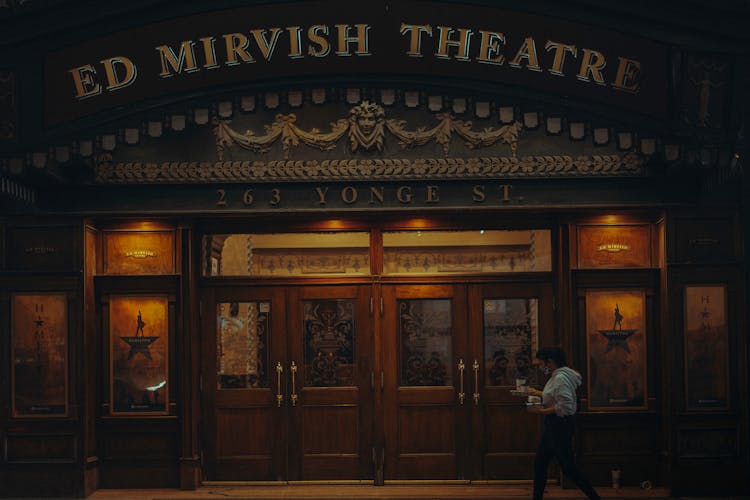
[526,347,600,500]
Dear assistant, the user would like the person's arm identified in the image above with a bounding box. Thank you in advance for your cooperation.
[528,404,555,415]
[527,387,543,397]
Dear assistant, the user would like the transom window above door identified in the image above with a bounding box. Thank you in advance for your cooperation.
[203,232,371,277]
[203,228,551,277]
[382,229,551,274]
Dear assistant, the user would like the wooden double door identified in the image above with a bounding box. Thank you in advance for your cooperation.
[202,282,552,482]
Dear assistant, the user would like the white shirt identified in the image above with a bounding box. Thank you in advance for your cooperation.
[541,366,582,417]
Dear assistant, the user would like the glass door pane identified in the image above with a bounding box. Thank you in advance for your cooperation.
[398,299,452,386]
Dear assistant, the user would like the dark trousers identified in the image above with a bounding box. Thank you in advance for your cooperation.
[533,414,600,500]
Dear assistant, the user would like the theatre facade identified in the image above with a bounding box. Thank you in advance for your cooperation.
[0,1,748,497]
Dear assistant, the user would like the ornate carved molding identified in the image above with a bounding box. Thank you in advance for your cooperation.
[96,153,643,184]
[214,101,523,160]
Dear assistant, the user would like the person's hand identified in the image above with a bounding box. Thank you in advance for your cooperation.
[527,387,542,397]
[527,404,544,414]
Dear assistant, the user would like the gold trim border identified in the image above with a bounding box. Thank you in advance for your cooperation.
[96,153,643,184]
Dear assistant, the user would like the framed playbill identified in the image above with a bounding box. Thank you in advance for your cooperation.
[11,293,68,417]
[109,295,169,415]
[586,289,647,410]
[684,284,729,410]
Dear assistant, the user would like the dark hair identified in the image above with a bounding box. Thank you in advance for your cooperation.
[535,347,567,367]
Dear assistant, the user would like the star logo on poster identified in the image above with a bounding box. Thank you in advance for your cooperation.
[120,309,159,360]
[598,328,637,353]
[597,303,637,353]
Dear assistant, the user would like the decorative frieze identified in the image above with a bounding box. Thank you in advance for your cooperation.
[214,101,523,160]
[95,153,643,184]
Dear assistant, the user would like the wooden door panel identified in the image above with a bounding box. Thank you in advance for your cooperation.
[467,283,553,480]
[382,284,468,480]
[287,285,373,480]
[203,287,287,481]
[482,403,543,479]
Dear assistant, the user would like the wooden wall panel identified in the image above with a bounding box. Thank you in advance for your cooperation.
[98,425,180,488]
[577,224,651,269]
[103,432,178,460]
[677,427,739,459]
[0,466,83,497]
[575,414,660,487]
[6,225,81,271]
[4,434,77,463]
[671,217,736,264]
[102,230,175,275]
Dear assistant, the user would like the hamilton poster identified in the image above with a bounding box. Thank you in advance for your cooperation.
[684,285,729,410]
[586,290,647,410]
[109,295,169,415]
[11,293,68,417]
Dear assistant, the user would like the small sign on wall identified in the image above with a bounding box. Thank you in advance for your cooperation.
[102,230,175,275]
[577,224,651,269]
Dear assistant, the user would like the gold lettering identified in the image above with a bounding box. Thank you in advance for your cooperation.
[242,189,254,206]
[124,250,157,259]
[477,31,506,66]
[499,184,511,202]
[315,186,328,205]
[577,48,607,84]
[426,185,440,203]
[335,24,371,56]
[397,186,413,203]
[369,186,384,204]
[199,37,219,69]
[341,186,358,204]
[400,23,432,57]
[436,26,473,61]
[509,37,541,71]
[612,57,641,93]
[155,41,198,77]
[596,243,631,253]
[287,26,304,59]
[216,188,227,206]
[101,56,138,91]
[250,28,283,61]
[308,25,331,57]
[270,188,281,206]
[472,185,486,202]
[545,40,577,76]
[69,64,101,99]
[224,33,254,65]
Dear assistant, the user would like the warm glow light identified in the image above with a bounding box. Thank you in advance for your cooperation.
[130,221,164,231]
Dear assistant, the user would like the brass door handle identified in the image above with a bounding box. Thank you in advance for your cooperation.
[472,359,480,405]
[458,359,465,405]
[276,362,284,407]
[290,361,298,407]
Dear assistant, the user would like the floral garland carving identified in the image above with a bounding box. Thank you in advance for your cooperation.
[96,153,643,184]
[214,101,522,160]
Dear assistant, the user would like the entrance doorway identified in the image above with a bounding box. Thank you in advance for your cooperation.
[381,282,552,480]
[201,285,374,481]
[202,281,552,482]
